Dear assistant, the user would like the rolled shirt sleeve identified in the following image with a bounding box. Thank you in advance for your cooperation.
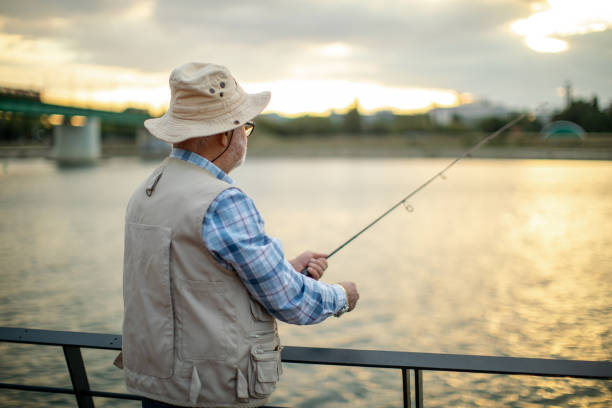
[202,187,346,325]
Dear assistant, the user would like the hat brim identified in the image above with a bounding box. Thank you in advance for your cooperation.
[144,91,271,143]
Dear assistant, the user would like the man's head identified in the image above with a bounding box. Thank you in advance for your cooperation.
[144,63,269,171]
[173,120,254,173]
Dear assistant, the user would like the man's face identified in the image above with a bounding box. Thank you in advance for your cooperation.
[228,124,249,171]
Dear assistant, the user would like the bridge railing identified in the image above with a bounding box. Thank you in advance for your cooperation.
[1,327,611,408]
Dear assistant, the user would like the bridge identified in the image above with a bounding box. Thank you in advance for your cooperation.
[0,87,166,165]
[0,87,151,126]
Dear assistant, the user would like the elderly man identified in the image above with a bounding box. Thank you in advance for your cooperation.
[120,62,359,408]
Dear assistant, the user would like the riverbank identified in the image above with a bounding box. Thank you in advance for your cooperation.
[246,133,612,160]
[2,132,612,160]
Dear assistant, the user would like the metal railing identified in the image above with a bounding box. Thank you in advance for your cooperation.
[1,327,611,407]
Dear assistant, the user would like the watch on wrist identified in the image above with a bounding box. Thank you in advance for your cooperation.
[334,302,349,317]
[334,284,349,318]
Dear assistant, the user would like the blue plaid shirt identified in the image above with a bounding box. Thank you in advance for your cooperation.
[170,148,346,325]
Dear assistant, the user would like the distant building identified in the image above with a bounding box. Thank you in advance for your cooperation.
[428,100,511,126]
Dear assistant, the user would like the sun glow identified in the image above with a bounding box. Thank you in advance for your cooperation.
[36,78,461,117]
[244,80,460,116]
[316,42,354,58]
[525,36,568,53]
[511,0,612,53]
[0,30,460,116]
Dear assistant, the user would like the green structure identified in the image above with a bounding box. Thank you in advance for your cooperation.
[0,87,161,165]
[0,88,151,126]
[541,120,586,140]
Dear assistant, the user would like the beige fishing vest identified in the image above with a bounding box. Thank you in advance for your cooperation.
[121,157,282,407]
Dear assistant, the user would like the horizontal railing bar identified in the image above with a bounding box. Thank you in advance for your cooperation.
[2,327,612,380]
[282,347,612,380]
[0,382,143,401]
[0,383,287,407]
[0,382,75,395]
[0,327,121,350]
[86,390,143,401]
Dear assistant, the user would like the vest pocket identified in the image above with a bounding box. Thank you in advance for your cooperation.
[248,345,282,398]
[175,279,235,361]
[123,223,174,379]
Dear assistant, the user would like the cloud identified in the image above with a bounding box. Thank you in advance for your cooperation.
[0,0,610,111]
[511,0,612,53]
[0,0,126,19]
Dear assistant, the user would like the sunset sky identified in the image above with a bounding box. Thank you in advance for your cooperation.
[0,0,610,116]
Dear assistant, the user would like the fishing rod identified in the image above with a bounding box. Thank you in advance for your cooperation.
[303,104,547,276]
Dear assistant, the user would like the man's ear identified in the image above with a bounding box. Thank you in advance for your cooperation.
[218,131,232,147]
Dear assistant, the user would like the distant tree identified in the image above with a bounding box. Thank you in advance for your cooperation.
[367,118,392,134]
[477,116,508,133]
[0,112,52,143]
[440,113,469,132]
[392,114,433,132]
[343,99,363,134]
[606,102,612,130]
[553,97,611,132]
[290,115,337,135]
[255,114,337,136]
[255,116,292,136]
[122,107,150,115]
[478,114,542,133]
[518,115,543,132]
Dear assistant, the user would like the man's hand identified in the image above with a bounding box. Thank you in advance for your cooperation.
[289,251,328,280]
[337,281,359,312]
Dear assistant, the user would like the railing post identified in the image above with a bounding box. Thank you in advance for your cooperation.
[63,345,95,408]
[414,369,423,408]
[402,368,411,408]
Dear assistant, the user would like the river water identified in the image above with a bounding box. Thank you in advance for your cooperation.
[1,156,611,407]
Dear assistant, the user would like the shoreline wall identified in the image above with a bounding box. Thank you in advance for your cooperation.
[1,132,612,161]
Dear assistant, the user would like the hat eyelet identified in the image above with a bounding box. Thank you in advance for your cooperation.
[234,120,239,125]
[209,88,215,94]
[220,92,224,97]
[220,82,225,88]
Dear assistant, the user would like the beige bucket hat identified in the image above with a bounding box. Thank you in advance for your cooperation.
[145,62,271,143]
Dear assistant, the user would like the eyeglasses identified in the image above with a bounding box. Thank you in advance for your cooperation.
[244,121,255,136]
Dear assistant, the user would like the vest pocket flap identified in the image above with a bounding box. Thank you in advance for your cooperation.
[256,360,279,383]
[251,346,278,361]
[236,368,249,401]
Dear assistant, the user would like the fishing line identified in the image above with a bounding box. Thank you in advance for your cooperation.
[303,103,547,276]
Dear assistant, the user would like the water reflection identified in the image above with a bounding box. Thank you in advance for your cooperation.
[0,157,611,407]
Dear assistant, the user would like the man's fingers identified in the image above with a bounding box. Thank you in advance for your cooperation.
[307,266,321,280]
[312,258,328,270]
[297,251,329,280]
[307,261,323,279]
[307,258,327,280]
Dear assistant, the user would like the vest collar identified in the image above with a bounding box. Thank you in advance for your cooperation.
[170,147,235,185]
